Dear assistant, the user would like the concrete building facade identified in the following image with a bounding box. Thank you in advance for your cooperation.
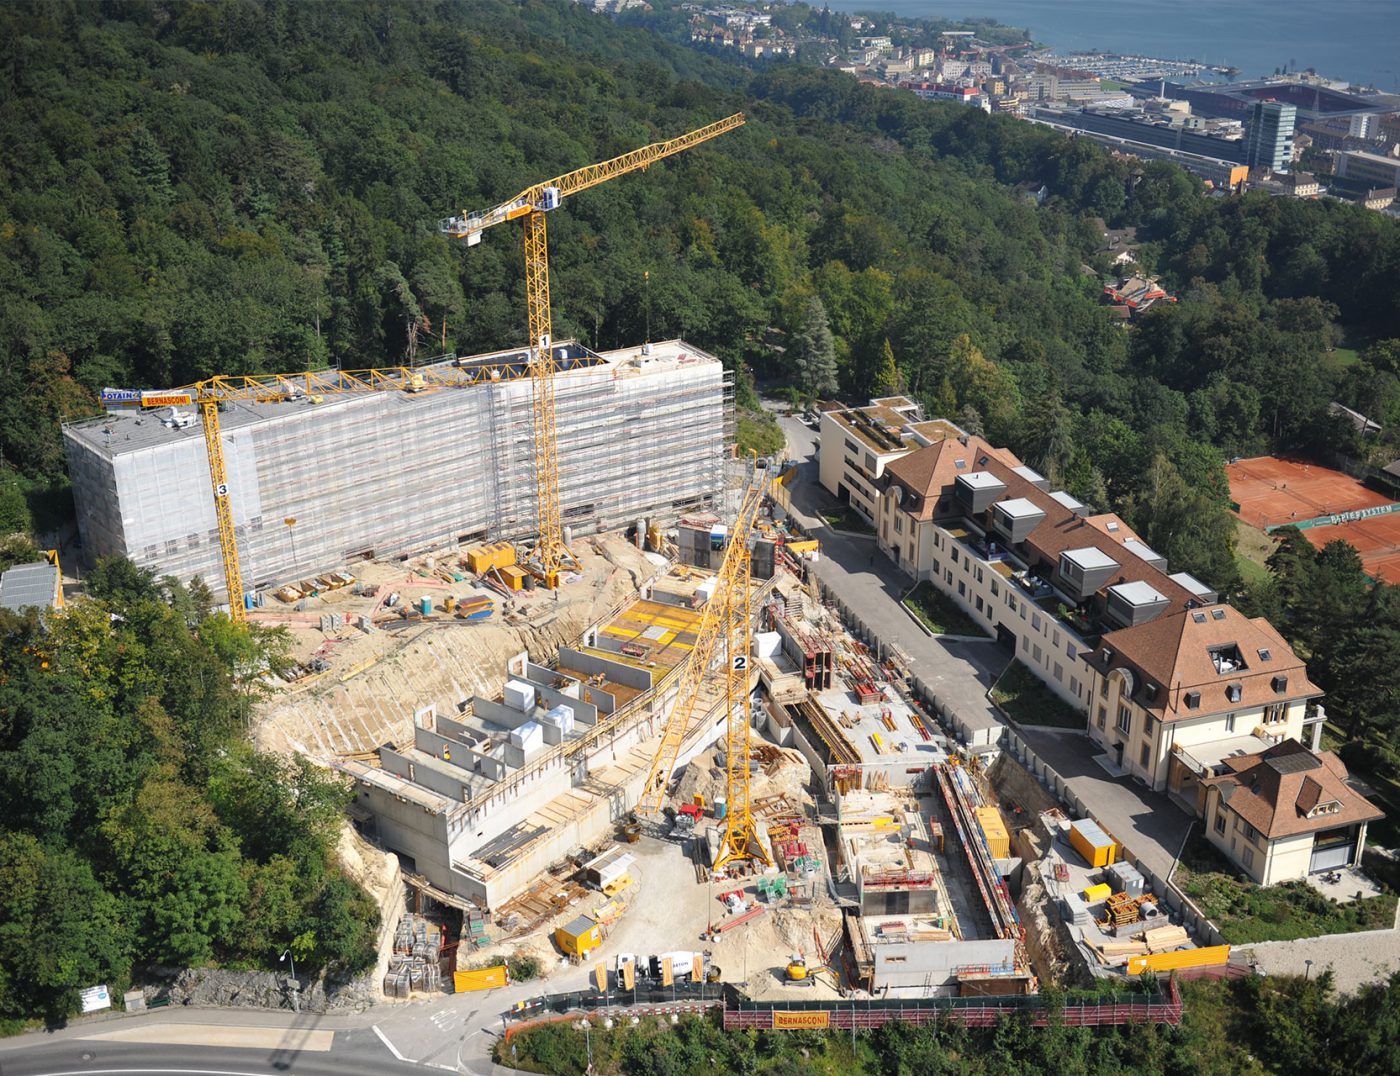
[64,340,731,601]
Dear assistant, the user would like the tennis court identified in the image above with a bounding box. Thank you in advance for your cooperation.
[1301,513,1400,585]
[1226,457,1391,530]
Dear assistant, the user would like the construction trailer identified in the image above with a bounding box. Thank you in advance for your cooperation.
[555,915,603,958]
[64,340,732,602]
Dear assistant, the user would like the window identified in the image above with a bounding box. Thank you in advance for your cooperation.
[908,543,915,562]
[946,570,953,584]
[1053,662,1063,681]
[1021,636,1029,653]
[991,580,999,597]
[1052,630,1060,648]
[976,567,984,583]
[845,438,860,456]
[1020,604,1027,620]
[1071,676,1080,697]
[1032,613,1042,632]
[1033,644,1043,663]
[1225,712,1236,733]
[1117,705,1132,734]
[1007,594,1016,612]
[1242,846,1255,870]
[1264,703,1287,724]
[1097,705,1107,730]
[951,547,959,565]
[1226,683,1242,703]
[1139,742,1150,767]
[1243,822,1260,843]
[1067,643,1077,660]
[932,558,941,575]
[958,581,966,597]
[1185,691,1201,709]
[1100,677,1109,699]
[976,596,984,613]
[1215,811,1227,835]
[894,514,903,534]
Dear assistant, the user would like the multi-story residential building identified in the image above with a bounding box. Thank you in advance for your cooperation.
[832,412,1354,869]
[1245,100,1297,173]
[1199,740,1382,883]
[817,399,1015,526]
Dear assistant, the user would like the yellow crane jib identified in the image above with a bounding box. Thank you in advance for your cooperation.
[439,113,745,587]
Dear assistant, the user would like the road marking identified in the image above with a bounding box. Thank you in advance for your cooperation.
[78,1023,333,1051]
[23,1069,280,1076]
[373,1023,408,1061]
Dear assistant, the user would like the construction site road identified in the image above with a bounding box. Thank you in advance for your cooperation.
[777,417,1009,735]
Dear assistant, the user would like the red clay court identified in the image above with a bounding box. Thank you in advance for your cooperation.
[1300,514,1400,585]
[1226,456,1391,530]
[1227,456,1400,584]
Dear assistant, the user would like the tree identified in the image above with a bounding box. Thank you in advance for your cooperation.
[872,339,902,396]
[789,296,838,398]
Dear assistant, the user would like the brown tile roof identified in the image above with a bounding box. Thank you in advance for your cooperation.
[1086,606,1321,721]
[883,435,1019,520]
[1203,740,1384,840]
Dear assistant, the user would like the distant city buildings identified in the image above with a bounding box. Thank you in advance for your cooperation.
[1334,148,1400,188]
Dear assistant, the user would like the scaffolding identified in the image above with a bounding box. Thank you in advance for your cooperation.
[64,341,730,599]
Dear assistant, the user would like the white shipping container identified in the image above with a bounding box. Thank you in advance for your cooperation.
[542,704,575,734]
[753,631,782,660]
[510,720,543,750]
[504,679,536,713]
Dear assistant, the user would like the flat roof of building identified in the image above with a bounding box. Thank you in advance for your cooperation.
[995,497,1044,520]
[65,339,719,459]
[1169,570,1215,598]
[958,471,1005,491]
[1122,538,1165,563]
[1062,546,1118,571]
[1050,490,1086,512]
[1109,580,1167,607]
[0,561,59,612]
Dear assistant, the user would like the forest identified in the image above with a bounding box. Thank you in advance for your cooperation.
[2,0,1400,1023]
[0,559,379,1026]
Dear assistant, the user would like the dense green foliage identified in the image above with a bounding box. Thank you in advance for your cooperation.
[1,0,1397,590]
[0,561,378,1024]
[501,972,1400,1076]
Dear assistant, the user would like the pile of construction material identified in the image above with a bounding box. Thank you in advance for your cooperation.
[383,913,443,997]
[274,570,356,604]
[1088,924,1192,969]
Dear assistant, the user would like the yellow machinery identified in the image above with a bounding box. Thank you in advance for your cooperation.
[439,113,744,586]
[637,460,772,873]
[786,954,809,982]
[158,364,544,621]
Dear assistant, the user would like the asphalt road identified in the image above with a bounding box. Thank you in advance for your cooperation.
[0,1027,422,1076]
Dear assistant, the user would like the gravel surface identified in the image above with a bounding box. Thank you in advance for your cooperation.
[1237,923,1400,994]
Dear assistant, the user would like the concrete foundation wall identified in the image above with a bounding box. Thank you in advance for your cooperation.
[874,938,1017,992]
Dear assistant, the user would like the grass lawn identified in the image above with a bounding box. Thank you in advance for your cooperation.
[820,506,875,534]
[1175,831,1397,944]
[990,659,1086,729]
[901,580,988,637]
[1234,520,1275,576]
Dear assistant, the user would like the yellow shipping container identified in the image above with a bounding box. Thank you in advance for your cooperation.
[1127,945,1229,975]
[453,965,508,992]
[1069,819,1117,868]
[499,565,528,591]
[555,915,602,957]
[466,541,516,575]
[1082,883,1113,903]
[975,807,1010,859]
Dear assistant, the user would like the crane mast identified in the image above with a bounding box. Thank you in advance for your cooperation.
[441,113,745,585]
[637,464,772,872]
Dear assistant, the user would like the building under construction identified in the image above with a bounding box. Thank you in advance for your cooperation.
[63,339,731,600]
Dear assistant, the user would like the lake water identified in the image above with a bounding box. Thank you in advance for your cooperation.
[825,1,1400,92]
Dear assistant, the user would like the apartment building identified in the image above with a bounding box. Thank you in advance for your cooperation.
[817,398,987,525]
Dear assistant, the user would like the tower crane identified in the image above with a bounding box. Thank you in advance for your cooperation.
[156,360,548,622]
[637,462,772,873]
[439,113,745,586]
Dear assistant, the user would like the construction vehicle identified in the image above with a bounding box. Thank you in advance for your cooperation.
[440,113,744,587]
[785,954,810,983]
[637,460,773,874]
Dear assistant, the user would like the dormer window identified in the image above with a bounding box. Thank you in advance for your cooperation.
[1211,609,1226,620]
[1258,648,1272,662]
[1192,612,1206,623]
[1100,647,1113,664]
[1226,683,1243,703]
[1308,800,1342,818]
[1185,691,1201,709]
[1272,674,1289,694]
[1145,683,1160,702]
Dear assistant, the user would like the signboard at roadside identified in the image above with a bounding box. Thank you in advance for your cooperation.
[141,391,193,408]
[79,984,112,1013]
[773,1010,830,1030]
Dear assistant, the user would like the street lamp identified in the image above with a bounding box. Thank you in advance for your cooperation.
[280,949,300,1012]
[1304,959,1314,981]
